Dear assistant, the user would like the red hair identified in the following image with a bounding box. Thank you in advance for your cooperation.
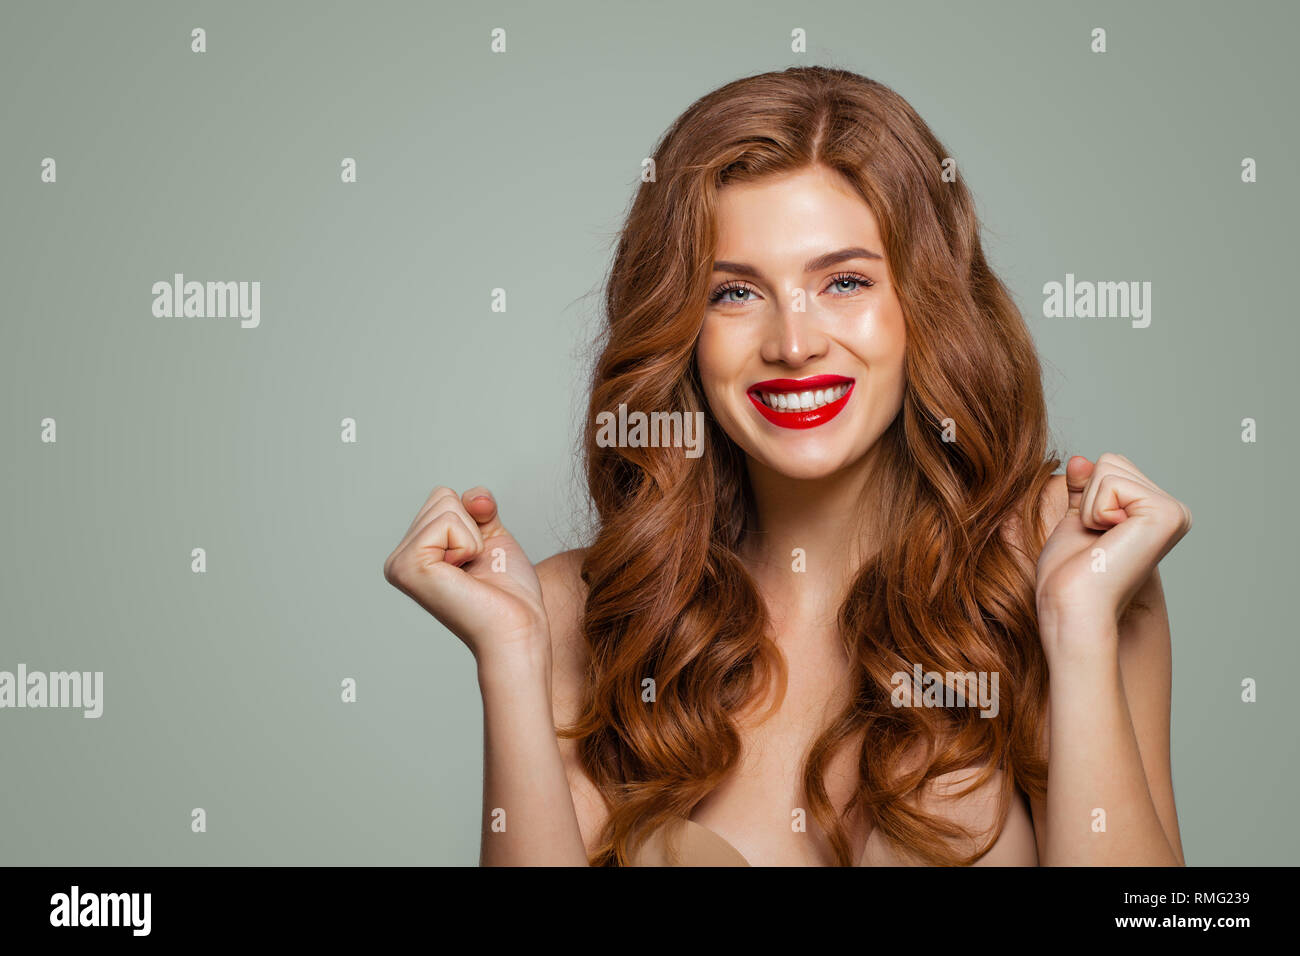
[561,66,1060,866]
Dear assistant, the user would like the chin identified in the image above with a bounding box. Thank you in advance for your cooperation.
[769,460,851,481]
[751,442,862,480]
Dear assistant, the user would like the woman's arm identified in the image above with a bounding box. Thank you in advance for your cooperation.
[382,488,591,865]
[477,638,589,866]
[1035,575,1184,865]
[1029,457,1190,866]
[478,550,597,865]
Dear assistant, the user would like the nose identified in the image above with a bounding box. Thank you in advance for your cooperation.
[759,294,830,367]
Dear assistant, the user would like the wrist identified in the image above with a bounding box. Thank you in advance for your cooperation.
[1036,594,1119,636]
[1037,602,1121,675]
[475,632,553,688]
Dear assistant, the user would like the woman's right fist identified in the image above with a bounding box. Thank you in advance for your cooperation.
[383,486,548,661]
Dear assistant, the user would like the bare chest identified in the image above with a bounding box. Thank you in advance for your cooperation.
[686,633,868,865]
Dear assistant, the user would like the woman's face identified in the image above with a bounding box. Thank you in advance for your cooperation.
[695,164,908,481]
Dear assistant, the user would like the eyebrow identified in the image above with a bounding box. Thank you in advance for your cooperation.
[711,246,883,279]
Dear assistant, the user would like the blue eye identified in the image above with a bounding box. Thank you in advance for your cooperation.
[826,273,874,295]
[709,281,754,304]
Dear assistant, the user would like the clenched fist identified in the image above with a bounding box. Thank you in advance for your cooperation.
[1036,453,1192,663]
[383,486,549,664]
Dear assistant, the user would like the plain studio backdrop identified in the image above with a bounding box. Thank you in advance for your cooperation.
[0,0,1295,865]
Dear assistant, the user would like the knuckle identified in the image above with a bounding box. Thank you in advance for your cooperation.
[428,486,459,505]
[432,509,460,529]
[1156,498,1187,529]
[383,555,407,586]
[426,504,457,528]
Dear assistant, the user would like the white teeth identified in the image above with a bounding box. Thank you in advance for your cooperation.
[757,383,851,411]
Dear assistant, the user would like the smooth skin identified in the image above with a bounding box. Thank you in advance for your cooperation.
[383,165,1190,866]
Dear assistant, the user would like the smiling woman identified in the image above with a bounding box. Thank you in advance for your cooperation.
[382,65,1190,868]
[696,165,907,481]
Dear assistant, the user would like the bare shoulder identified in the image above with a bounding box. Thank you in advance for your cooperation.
[534,548,607,856]
[535,549,588,648]
[534,547,590,725]
[1002,469,1069,559]
[1036,471,1070,542]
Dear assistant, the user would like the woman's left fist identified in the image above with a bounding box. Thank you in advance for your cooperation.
[1035,452,1192,627]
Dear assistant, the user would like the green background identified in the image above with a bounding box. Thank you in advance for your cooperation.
[1,0,1295,865]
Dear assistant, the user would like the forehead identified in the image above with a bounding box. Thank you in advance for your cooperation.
[714,165,883,254]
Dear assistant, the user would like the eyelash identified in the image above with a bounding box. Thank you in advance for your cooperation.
[708,272,875,305]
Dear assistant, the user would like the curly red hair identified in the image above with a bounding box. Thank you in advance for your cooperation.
[560,65,1060,866]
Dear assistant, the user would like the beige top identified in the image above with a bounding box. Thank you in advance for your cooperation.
[628,775,1039,866]
[629,818,877,867]
[631,818,756,866]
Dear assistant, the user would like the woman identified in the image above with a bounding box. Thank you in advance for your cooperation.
[383,66,1191,866]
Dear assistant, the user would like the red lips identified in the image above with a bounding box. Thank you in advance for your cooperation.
[747,375,855,429]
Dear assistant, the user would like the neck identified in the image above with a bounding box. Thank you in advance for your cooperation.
[739,446,885,620]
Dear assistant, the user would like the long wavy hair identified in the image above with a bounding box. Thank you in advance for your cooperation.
[560,65,1061,866]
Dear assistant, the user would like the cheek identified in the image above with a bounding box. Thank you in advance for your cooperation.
[693,321,724,384]
[693,323,757,442]
[857,305,906,372]
[694,320,747,396]
[843,307,906,413]
[693,327,728,420]
[880,318,908,404]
